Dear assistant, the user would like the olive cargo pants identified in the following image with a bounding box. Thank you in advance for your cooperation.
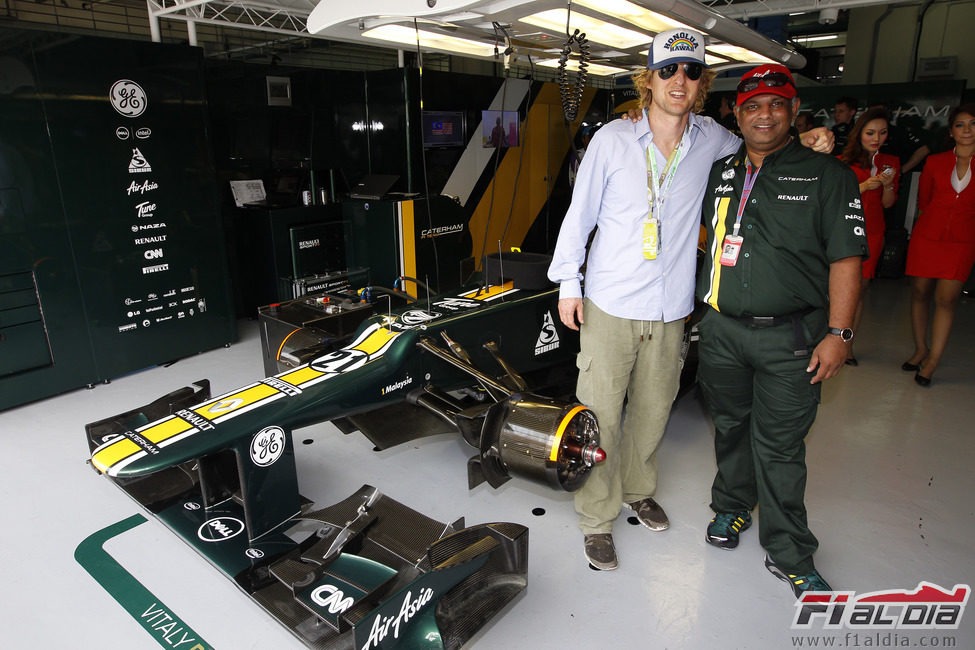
[574,299,684,534]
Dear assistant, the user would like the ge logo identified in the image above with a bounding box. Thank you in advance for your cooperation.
[110,79,147,118]
[311,584,355,614]
[250,426,286,467]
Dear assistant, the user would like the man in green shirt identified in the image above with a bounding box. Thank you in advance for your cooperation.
[696,64,867,597]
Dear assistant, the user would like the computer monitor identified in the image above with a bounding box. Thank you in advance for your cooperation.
[421,110,466,148]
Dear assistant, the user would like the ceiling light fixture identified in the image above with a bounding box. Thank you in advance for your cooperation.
[520,9,648,49]
[537,58,629,77]
[574,0,691,33]
[706,44,774,64]
[361,24,496,57]
[793,34,841,43]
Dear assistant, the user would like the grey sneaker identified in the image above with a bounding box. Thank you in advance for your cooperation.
[626,497,669,531]
[764,554,832,598]
[583,533,618,570]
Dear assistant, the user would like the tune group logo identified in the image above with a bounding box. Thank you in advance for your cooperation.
[792,582,969,630]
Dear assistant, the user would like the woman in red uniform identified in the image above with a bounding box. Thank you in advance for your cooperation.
[904,104,975,386]
[840,108,900,365]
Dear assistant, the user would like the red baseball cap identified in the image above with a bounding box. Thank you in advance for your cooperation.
[736,64,797,106]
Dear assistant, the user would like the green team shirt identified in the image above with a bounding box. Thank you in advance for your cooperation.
[697,139,867,317]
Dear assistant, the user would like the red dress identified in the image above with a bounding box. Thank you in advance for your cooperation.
[847,153,900,278]
[906,151,975,282]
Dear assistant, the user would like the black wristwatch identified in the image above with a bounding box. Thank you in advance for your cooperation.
[827,327,855,342]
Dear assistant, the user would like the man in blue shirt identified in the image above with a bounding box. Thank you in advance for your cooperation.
[548,29,833,571]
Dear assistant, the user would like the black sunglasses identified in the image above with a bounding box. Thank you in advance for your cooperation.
[657,62,703,81]
[736,72,794,94]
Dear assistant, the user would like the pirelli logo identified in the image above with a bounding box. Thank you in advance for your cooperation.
[90,324,402,476]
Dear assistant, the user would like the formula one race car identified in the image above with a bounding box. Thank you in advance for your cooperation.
[85,278,606,648]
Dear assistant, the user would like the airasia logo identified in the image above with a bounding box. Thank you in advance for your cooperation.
[360,587,434,650]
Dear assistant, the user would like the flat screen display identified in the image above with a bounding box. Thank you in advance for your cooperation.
[422,110,466,148]
[481,110,520,148]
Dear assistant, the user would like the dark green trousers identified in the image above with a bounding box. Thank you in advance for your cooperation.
[697,307,826,573]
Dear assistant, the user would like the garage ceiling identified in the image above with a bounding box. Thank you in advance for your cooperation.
[6,0,897,76]
[147,0,811,73]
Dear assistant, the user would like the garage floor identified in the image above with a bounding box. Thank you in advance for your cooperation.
[3,278,973,649]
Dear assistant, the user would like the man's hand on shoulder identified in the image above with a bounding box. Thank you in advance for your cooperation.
[558,297,584,331]
[621,108,643,122]
[799,127,834,153]
[806,335,847,384]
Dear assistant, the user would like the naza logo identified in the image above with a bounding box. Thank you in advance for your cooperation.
[197,517,245,542]
[792,582,969,630]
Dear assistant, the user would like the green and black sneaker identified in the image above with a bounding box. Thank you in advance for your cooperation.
[764,555,832,598]
[705,511,752,549]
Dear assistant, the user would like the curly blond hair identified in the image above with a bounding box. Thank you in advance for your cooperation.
[631,67,716,115]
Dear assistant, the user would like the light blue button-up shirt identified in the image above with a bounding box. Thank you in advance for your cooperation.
[548,111,740,322]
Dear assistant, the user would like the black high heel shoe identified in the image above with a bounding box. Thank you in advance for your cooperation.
[914,372,932,387]
[902,361,920,372]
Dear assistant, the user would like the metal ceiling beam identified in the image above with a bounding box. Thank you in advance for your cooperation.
[146,0,318,42]
[699,0,899,20]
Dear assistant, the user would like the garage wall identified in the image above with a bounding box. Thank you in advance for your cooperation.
[844,1,975,87]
